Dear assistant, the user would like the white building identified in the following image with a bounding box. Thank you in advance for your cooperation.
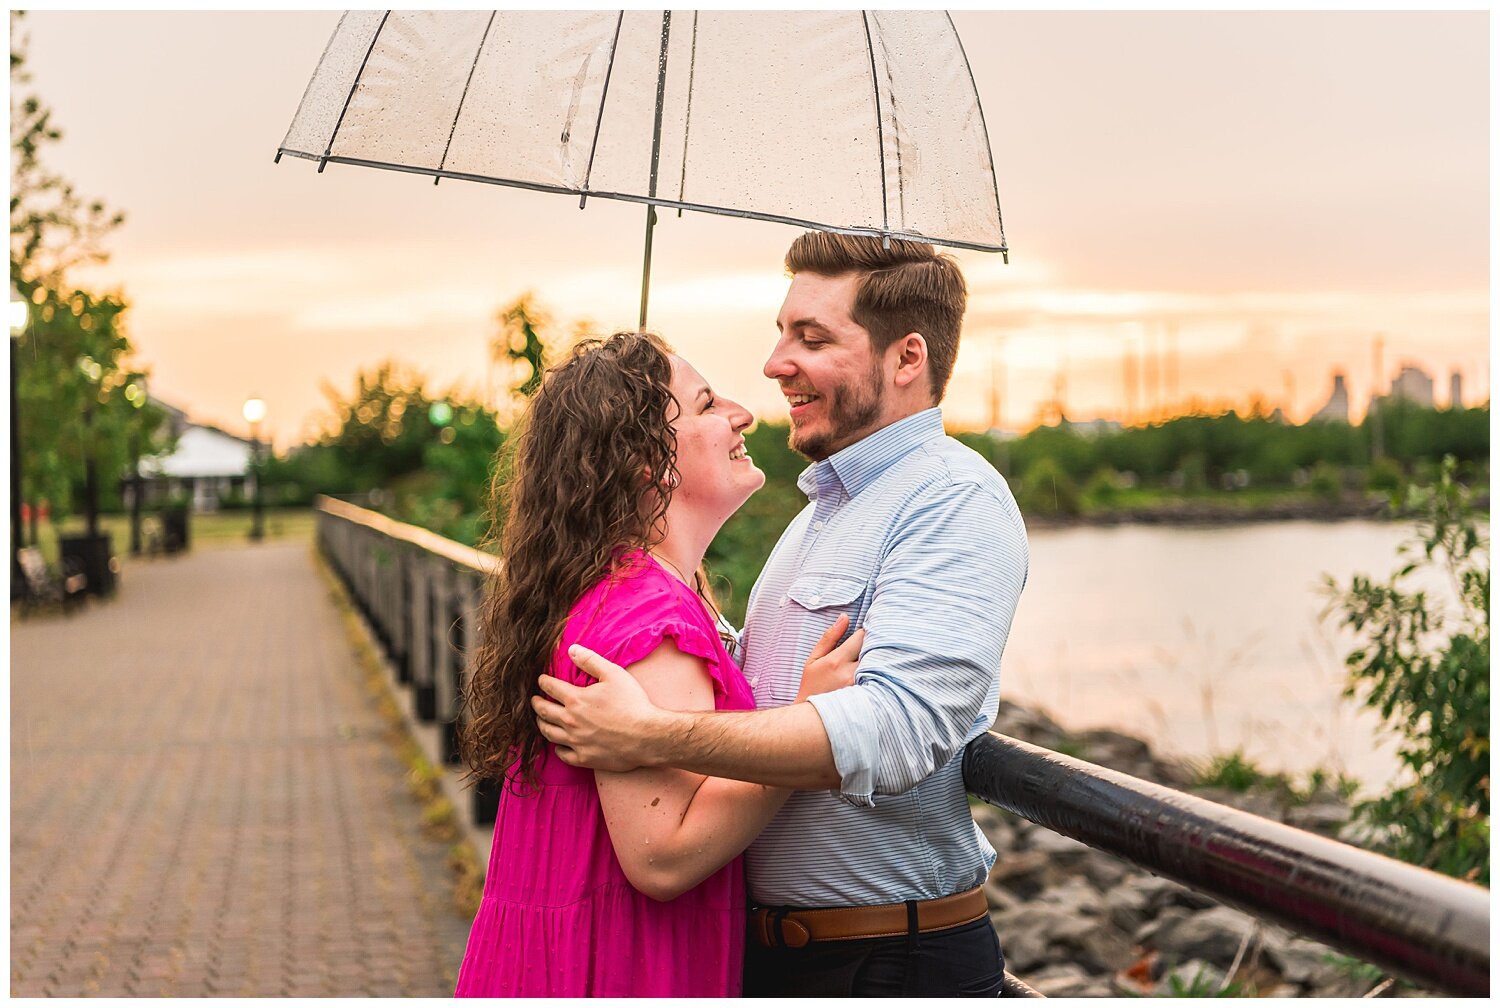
[136,401,260,512]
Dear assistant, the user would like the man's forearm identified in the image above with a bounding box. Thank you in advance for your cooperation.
[650,701,841,789]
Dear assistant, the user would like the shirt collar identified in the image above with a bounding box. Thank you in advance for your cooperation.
[795,407,945,501]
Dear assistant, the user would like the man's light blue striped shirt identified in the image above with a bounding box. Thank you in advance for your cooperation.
[740,407,1029,907]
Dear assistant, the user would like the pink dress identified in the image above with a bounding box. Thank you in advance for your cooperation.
[453,552,755,997]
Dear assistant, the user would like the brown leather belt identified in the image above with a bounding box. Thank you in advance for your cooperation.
[749,886,987,949]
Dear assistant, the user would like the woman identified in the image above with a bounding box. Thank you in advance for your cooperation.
[454,331,861,997]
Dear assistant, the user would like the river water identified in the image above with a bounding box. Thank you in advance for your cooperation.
[1001,518,1470,794]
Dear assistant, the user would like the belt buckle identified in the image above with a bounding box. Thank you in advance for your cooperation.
[759,908,812,949]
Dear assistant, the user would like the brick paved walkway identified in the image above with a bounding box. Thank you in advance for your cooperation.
[10,541,474,996]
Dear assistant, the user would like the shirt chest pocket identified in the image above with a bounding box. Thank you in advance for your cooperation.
[786,571,868,614]
[775,571,869,703]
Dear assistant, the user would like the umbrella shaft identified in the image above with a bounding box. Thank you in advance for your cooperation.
[639,11,672,331]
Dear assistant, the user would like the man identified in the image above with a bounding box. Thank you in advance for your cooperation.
[534,232,1029,996]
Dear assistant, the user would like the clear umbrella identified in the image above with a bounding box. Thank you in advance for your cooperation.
[277,10,1007,326]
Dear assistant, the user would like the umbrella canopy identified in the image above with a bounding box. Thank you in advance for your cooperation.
[277,10,1007,321]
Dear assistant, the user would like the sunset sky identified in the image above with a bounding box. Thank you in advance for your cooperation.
[14,9,1490,449]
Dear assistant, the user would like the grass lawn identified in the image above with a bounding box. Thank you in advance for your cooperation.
[26,508,317,569]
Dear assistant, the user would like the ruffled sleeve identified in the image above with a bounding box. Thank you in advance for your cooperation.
[559,560,743,707]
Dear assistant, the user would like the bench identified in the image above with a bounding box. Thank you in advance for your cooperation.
[17,546,87,615]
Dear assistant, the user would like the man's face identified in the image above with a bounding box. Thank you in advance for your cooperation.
[766,272,889,461]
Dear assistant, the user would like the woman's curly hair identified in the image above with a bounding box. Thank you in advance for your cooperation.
[460,331,680,791]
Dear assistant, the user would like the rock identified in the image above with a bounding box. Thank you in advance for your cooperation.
[1265,982,1303,997]
[1074,922,1135,974]
[1023,963,1097,997]
[1284,801,1350,835]
[982,879,1018,914]
[1193,785,1288,822]
[1081,851,1132,890]
[1028,828,1092,860]
[1250,924,1292,972]
[986,849,1052,900]
[1103,880,1151,934]
[1123,873,1211,914]
[991,904,1102,972]
[993,700,1065,742]
[1076,728,1153,772]
[1264,937,1330,985]
[1134,906,1189,947]
[1036,877,1104,917]
[1153,906,1257,965]
[1161,958,1227,994]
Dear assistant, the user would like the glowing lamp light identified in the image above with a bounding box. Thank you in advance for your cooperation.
[242,397,267,425]
[428,401,454,426]
[10,295,29,335]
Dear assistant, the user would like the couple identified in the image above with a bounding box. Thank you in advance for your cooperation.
[453,232,1029,997]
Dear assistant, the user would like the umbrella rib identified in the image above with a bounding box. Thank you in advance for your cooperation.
[860,11,891,247]
[434,10,497,185]
[579,11,626,209]
[945,11,1009,263]
[319,9,391,173]
[674,10,700,217]
[870,14,907,233]
[279,151,1009,253]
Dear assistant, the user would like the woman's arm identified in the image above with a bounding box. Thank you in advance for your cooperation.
[592,617,862,902]
[592,643,782,902]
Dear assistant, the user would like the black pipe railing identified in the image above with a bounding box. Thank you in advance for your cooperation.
[314,497,1489,998]
[964,732,1489,997]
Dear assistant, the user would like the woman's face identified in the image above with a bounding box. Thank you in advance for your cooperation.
[666,355,763,522]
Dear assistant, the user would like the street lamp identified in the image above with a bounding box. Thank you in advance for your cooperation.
[10,287,29,600]
[242,396,266,542]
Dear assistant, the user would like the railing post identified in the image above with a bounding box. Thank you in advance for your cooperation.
[395,544,413,684]
[436,563,463,765]
[411,555,436,721]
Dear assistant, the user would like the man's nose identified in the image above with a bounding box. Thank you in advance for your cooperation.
[764,342,795,380]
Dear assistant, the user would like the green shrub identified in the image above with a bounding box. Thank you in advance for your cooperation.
[1016,457,1082,517]
[1323,457,1489,884]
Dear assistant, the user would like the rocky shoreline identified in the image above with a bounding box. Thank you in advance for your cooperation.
[978,702,1429,998]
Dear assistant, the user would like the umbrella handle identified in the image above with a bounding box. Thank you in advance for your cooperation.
[639,204,657,331]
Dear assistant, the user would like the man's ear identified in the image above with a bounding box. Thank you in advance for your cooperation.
[890,332,928,391]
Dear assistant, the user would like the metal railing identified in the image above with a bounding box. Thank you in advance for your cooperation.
[315,496,1489,998]
[965,733,1489,997]
[316,495,501,824]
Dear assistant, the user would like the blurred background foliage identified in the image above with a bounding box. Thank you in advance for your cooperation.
[251,309,1487,626]
[11,12,174,533]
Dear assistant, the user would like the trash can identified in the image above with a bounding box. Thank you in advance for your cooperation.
[59,532,117,598]
[159,505,190,553]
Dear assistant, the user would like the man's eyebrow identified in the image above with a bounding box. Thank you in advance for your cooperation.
[787,318,830,333]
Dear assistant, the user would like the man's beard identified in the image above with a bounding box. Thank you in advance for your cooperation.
[789,359,885,461]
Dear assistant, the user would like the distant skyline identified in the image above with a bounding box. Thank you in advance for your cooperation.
[14,10,1490,448]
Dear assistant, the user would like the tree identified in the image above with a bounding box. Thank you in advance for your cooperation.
[10,15,168,530]
[10,13,125,288]
[493,294,550,406]
[1323,457,1489,884]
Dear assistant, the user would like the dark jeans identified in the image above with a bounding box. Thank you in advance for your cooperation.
[743,915,1004,996]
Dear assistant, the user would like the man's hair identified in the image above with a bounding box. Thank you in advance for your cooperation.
[784,231,967,401]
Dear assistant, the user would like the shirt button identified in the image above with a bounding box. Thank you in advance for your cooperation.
[813,520,825,530]
[809,593,821,604]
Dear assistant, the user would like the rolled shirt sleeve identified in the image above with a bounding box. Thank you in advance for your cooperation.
[806,480,1028,805]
